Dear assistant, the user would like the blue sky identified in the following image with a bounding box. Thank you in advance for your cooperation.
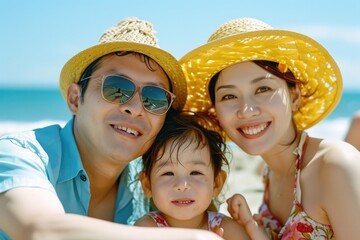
[1,0,359,91]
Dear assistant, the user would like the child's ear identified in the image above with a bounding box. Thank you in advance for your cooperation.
[139,171,152,198]
[213,170,227,197]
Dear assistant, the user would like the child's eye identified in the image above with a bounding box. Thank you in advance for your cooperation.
[162,172,174,176]
[256,86,272,94]
[190,171,203,175]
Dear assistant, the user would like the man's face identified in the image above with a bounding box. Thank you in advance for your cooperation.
[70,53,171,168]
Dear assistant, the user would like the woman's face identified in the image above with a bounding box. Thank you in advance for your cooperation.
[213,61,298,155]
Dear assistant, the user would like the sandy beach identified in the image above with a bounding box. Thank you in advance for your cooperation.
[219,144,264,215]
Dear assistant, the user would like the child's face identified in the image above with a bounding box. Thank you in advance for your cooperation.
[141,137,224,226]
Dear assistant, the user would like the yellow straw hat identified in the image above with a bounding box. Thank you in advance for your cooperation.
[180,17,342,130]
[60,17,186,111]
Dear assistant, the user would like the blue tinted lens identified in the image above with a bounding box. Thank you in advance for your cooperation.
[141,86,172,114]
[102,76,135,104]
[102,75,174,115]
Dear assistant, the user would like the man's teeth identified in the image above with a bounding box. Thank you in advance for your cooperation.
[115,126,139,136]
[242,123,267,135]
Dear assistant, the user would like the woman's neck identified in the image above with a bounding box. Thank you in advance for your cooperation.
[262,131,302,176]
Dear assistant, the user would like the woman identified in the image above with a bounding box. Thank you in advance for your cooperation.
[179,18,360,239]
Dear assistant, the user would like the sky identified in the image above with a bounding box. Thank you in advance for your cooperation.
[1,0,360,91]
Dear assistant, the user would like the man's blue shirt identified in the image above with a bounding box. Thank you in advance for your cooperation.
[0,119,149,239]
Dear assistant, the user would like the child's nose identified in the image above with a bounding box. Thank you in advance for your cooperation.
[174,179,191,191]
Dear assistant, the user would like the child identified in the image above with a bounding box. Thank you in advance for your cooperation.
[135,114,267,240]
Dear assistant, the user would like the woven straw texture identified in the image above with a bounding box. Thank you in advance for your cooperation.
[180,18,342,130]
[60,17,187,110]
[99,17,158,46]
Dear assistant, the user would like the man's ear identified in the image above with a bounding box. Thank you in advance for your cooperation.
[290,84,301,111]
[213,170,227,197]
[139,171,152,198]
[67,83,81,115]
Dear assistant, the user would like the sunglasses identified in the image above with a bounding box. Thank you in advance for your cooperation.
[81,75,176,115]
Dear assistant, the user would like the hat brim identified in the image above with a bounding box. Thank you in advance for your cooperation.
[180,29,342,130]
[60,42,187,110]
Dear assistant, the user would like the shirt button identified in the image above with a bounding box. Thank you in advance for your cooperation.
[80,175,87,182]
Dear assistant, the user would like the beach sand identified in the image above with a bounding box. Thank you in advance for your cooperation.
[219,144,264,216]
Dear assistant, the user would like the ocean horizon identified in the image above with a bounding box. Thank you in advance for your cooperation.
[1,88,359,140]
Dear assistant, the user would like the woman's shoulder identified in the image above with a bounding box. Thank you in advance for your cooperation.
[308,137,359,161]
[309,138,360,228]
[307,137,360,179]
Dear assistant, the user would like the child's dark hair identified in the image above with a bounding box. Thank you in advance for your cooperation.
[142,113,229,179]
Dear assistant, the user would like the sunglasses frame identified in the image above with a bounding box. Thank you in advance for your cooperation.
[80,74,176,115]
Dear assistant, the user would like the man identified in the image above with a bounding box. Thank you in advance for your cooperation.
[0,17,223,240]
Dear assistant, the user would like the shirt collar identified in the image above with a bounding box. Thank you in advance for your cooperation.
[57,118,84,183]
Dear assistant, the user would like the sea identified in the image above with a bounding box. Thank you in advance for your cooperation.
[0,89,360,140]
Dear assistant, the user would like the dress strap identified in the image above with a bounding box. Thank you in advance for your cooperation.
[293,131,309,203]
[147,212,169,227]
[208,211,225,231]
[262,166,271,204]
[293,131,309,170]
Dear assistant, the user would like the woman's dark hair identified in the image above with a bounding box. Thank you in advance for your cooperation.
[142,113,229,180]
[253,60,301,87]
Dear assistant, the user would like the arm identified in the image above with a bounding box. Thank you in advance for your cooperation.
[221,216,267,240]
[33,214,226,240]
[321,143,360,239]
[226,194,268,240]
[0,188,224,240]
[0,187,65,240]
[134,214,158,227]
[344,111,360,150]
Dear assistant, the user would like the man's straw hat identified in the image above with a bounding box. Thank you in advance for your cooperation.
[180,18,342,130]
[60,17,186,110]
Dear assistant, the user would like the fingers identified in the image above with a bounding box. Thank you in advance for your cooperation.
[226,194,268,239]
[226,194,241,221]
[212,226,224,238]
[227,194,252,224]
[237,195,253,224]
[253,213,262,224]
